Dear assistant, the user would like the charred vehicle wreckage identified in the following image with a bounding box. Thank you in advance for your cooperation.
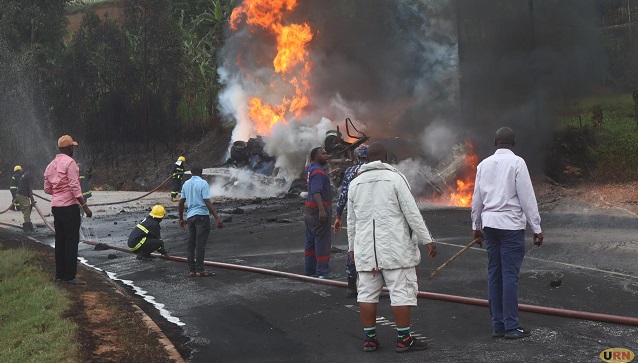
[200,118,368,197]
[201,118,470,200]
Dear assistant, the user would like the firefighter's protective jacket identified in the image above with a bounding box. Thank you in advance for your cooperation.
[127,217,162,249]
[10,171,22,192]
[171,161,185,180]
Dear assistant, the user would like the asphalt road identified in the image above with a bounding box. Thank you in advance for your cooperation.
[2,192,638,362]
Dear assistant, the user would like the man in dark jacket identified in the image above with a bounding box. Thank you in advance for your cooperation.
[128,205,169,261]
[10,165,22,211]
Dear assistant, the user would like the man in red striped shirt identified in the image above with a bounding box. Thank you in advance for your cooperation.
[44,135,93,285]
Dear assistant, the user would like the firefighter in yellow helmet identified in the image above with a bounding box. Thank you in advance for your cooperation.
[170,156,186,202]
[10,165,23,211]
[127,205,169,261]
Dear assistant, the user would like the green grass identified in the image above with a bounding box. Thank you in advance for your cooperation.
[0,248,79,363]
[555,92,638,181]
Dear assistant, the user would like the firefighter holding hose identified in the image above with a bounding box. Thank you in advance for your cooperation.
[170,156,186,202]
[10,165,22,211]
[128,205,169,261]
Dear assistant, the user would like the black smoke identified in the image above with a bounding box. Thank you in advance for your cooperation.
[219,0,604,172]
[456,0,604,170]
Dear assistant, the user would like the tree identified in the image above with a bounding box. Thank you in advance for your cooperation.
[175,0,235,133]
[124,0,184,153]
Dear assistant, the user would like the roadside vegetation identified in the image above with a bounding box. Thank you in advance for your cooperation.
[547,92,638,182]
[0,247,79,363]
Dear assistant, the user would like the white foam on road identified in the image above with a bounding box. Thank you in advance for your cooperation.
[78,257,185,326]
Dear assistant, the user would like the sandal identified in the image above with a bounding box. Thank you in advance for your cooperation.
[188,272,196,277]
[196,271,215,277]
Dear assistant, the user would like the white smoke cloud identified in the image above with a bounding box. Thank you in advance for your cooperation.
[205,167,287,199]
[265,117,334,181]
[218,68,251,142]
[396,158,429,196]
[420,120,459,160]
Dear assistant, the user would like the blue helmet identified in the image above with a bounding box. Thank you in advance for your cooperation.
[354,145,368,159]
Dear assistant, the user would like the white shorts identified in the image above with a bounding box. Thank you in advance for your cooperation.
[357,267,418,306]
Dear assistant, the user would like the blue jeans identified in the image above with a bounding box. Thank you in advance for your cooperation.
[187,215,211,272]
[483,227,526,332]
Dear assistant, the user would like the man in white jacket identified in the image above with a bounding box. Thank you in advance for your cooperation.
[347,143,437,353]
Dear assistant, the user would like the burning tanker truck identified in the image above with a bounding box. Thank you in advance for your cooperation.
[213,118,369,196]
[206,117,472,204]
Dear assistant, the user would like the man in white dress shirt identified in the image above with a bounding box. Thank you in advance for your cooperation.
[471,127,544,339]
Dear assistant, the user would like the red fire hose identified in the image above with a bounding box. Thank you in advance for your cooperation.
[33,176,172,206]
[28,176,174,234]
[9,178,638,328]
[33,203,56,233]
[82,239,638,328]
[90,176,172,206]
[0,221,22,229]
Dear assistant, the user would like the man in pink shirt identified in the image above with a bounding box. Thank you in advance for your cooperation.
[44,135,93,285]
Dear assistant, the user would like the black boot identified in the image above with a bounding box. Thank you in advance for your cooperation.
[345,276,357,298]
[22,222,34,233]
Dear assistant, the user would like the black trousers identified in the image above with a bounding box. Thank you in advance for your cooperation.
[171,178,182,198]
[135,238,166,257]
[53,205,81,281]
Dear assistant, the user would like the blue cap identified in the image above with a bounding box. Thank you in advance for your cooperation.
[355,145,368,159]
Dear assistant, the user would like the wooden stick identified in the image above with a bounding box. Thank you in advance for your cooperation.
[429,237,481,279]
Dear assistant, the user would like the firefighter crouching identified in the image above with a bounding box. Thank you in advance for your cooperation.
[128,205,170,261]
[170,156,186,202]
[10,165,22,211]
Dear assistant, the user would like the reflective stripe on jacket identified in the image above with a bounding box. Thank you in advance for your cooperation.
[127,217,162,250]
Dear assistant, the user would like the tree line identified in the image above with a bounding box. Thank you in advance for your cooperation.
[0,0,234,179]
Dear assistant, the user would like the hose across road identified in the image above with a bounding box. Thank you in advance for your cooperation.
[32,176,172,206]
[80,239,638,328]
[4,176,173,234]
[5,177,638,329]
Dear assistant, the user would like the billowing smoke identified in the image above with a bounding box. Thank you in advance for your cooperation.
[455,0,604,169]
[218,0,459,180]
[218,0,604,191]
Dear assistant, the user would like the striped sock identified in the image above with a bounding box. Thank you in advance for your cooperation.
[397,326,411,338]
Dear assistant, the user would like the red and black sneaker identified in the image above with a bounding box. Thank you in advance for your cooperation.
[395,335,428,353]
[363,336,379,352]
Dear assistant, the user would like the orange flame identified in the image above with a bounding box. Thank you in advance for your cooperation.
[230,0,313,135]
[447,141,479,207]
